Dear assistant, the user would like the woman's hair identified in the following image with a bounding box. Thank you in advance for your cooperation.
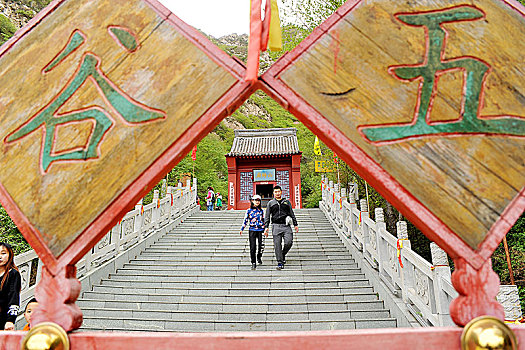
[0,242,18,290]
[250,199,262,210]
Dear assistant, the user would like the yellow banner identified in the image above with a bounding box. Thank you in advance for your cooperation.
[314,136,321,155]
[268,0,282,51]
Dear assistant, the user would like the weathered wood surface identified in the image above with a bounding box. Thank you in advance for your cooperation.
[0,0,238,256]
[275,0,525,250]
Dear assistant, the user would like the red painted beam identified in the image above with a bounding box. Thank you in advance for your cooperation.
[2,326,525,350]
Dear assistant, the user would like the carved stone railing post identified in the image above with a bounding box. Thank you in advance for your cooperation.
[396,221,410,302]
[134,198,143,239]
[152,190,160,229]
[353,199,367,250]
[347,183,358,240]
[340,187,347,229]
[161,179,167,198]
[430,242,454,326]
[329,180,334,205]
[193,177,198,206]
[372,208,385,267]
[328,180,334,218]
[178,184,184,210]
[111,220,121,257]
[321,176,327,203]
[334,185,342,227]
[185,179,191,209]
[360,199,368,220]
[497,285,523,322]
[84,239,95,275]
[166,186,173,216]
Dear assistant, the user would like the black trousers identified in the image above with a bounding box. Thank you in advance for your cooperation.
[249,230,264,264]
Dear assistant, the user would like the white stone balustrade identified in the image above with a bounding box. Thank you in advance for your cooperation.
[13,178,198,316]
[319,176,522,326]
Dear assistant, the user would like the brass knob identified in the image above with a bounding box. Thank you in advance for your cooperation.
[21,322,70,350]
[461,316,518,350]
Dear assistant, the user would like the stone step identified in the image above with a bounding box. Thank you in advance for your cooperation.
[114,267,364,275]
[106,274,369,283]
[81,316,397,332]
[123,260,358,267]
[80,307,391,322]
[77,298,386,312]
[100,278,371,288]
[131,252,352,258]
[140,250,351,256]
[147,242,347,247]
[92,280,375,296]
[83,291,380,302]
[92,283,375,295]
[108,270,367,279]
[77,208,397,332]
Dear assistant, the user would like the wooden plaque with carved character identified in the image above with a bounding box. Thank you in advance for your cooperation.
[0,0,248,259]
[0,0,250,331]
[262,0,525,326]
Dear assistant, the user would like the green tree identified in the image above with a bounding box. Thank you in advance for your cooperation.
[281,0,345,32]
[492,212,525,311]
[0,206,31,254]
[0,14,17,45]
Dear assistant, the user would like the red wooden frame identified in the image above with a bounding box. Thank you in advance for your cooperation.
[259,0,525,270]
[2,326,525,350]
[0,0,523,340]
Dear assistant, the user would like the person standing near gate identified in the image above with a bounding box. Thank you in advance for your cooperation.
[206,186,215,211]
[240,195,266,270]
[264,186,298,270]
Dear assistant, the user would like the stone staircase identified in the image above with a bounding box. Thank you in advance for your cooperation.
[78,209,397,332]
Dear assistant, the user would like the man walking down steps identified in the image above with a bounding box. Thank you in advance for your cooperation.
[264,185,298,270]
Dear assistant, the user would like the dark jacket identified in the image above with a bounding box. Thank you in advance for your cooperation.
[0,269,21,326]
[264,198,298,227]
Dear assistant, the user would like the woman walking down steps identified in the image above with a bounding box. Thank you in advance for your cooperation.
[239,195,267,270]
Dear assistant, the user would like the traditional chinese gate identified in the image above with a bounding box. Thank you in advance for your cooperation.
[0,0,524,349]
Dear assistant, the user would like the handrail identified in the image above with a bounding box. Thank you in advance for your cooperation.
[14,178,198,314]
[319,175,523,326]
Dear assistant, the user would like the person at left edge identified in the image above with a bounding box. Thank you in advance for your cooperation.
[0,242,21,331]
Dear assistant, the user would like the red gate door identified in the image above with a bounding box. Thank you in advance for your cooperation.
[0,0,524,349]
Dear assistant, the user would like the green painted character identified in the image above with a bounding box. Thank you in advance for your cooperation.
[361,6,525,143]
[5,28,165,172]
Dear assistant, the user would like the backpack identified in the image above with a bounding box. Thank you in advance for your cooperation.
[211,192,216,203]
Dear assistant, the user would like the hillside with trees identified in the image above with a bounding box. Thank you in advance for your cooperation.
[1,0,524,308]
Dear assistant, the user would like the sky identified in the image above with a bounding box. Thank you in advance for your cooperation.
[158,0,251,37]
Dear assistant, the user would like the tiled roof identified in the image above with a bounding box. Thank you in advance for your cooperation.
[227,128,300,157]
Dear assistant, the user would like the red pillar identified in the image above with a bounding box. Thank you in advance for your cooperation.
[226,156,237,209]
[291,153,302,208]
